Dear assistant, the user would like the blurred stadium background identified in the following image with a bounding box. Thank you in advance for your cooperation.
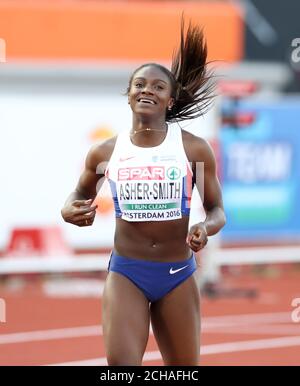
[0,0,300,366]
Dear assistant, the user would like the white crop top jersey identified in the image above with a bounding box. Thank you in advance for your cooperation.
[105,126,194,222]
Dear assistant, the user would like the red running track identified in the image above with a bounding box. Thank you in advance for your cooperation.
[0,267,300,366]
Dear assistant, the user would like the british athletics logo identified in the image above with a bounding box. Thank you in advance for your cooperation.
[118,166,165,181]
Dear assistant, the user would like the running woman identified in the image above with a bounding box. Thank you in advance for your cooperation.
[61,19,226,365]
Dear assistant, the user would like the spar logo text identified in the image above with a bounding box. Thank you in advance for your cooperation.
[118,166,165,181]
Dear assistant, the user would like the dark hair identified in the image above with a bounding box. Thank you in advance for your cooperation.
[127,18,215,123]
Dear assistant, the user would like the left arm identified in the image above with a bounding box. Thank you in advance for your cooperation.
[186,137,226,252]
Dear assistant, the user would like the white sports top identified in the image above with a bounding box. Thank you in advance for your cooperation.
[105,126,194,222]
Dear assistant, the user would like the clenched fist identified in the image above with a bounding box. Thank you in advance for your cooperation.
[61,199,98,227]
[186,223,208,252]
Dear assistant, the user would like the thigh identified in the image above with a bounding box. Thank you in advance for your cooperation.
[150,272,200,365]
[102,271,150,365]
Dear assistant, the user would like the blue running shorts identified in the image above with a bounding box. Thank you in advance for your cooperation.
[108,251,197,302]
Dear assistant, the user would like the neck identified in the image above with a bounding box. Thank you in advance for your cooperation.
[130,118,168,147]
[131,124,168,136]
[132,116,167,133]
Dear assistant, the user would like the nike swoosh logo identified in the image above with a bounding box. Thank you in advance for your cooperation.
[119,156,135,162]
[169,265,189,275]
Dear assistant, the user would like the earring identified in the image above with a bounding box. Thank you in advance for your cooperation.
[168,106,172,111]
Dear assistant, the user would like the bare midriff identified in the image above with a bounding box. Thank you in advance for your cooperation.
[113,217,191,262]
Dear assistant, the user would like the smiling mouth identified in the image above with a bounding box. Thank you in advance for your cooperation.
[137,98,156,105]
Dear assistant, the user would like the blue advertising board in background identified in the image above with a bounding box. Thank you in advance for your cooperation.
[220,98,300,244]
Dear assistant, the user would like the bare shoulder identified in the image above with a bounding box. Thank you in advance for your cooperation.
[181,129,215,163]
[86,135,118,171]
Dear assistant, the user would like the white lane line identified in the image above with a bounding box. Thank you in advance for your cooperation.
[0,325,102,344]
[202,312,291,328]
[200,336,300,355]
[48,336,300,366]
[205,324,300,336]
[50,357,108,366]
[0,312,292,345]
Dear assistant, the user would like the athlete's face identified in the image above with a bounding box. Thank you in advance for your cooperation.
[128,66,174,118]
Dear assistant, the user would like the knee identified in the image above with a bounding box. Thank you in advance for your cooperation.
[106,354,142,366]
[165,354,200,366]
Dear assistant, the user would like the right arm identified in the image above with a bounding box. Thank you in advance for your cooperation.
[61,140,113,227]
